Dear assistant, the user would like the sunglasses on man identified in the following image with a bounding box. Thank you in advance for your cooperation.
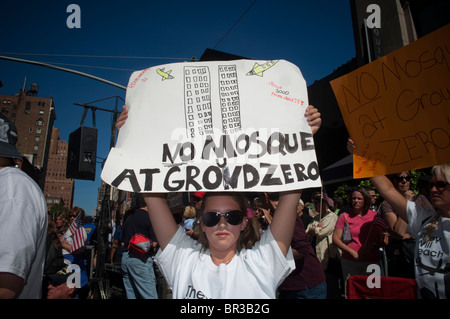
[202,210,243,227]
[429,181,450,190]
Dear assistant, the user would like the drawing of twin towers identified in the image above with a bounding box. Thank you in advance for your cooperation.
[184,64,241,138]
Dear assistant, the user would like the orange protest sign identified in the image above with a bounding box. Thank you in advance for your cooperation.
[330,24,450,178]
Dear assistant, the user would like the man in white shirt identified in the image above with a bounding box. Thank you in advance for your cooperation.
[0,113,47,298]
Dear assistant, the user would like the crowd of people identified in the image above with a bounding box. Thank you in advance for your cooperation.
[1,106,449,300]
[97,162,447,300]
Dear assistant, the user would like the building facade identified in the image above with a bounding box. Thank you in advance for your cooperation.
[0,83,56,188]
[44,127,74,209]
[309,0,450,183]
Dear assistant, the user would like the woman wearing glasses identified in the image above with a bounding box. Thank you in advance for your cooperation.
[117,105,322,298]
[348,139,450,299]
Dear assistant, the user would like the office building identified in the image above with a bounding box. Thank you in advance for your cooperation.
[0,82,56,188]
[44,127,75,209]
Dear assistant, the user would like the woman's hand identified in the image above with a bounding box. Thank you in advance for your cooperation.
[404,190,416,201]
[115,105,128,130]
[349,249,359,260]
[347,138,356,154]
[305,105,321,135]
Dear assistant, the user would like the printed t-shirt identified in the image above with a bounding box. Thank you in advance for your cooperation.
[155,227,295,299]
[406,201,449,299]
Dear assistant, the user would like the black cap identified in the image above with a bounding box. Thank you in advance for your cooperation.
[0,113,22,160]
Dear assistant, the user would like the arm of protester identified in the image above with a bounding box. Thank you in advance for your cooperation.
[347,138,408,223]
[371,176,408,223]
[116,105,190,248]
[332,227,359,260]
[270,105,321,256]
[57,233,72,251]
[0,273,24,299]
[384,210,410,239]
[270,190,303,257]
[143,193,178,250]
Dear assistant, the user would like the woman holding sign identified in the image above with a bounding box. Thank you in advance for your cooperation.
[348,138,450,299]
[116,105,322,298]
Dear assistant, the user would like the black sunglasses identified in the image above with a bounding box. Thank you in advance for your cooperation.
[394,175,411,182]
[429,181,450,190]
[202,210,243,227]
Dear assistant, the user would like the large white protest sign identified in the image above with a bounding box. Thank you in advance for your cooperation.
[101,59,321,193]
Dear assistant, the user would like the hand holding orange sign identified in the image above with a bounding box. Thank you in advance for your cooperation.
[331,24,450,178]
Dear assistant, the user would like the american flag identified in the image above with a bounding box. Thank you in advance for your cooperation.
[68,212,85,253]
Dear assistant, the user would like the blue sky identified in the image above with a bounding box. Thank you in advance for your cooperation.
[0,0,356,214]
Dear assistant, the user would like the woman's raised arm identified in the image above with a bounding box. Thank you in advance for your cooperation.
[143,193,178,250]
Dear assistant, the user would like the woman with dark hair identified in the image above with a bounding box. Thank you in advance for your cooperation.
[251,195,272,233]
[332,186,388,279]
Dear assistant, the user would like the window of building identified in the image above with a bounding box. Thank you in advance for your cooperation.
[25,102,31,114]
[33,145,39,151]
[39,110,45,115]
[36,118,44,126]
[35,136,40,142]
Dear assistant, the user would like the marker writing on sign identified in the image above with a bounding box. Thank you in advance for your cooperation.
[110,161,320,193]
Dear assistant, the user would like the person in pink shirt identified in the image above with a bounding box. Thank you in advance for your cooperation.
[332,186,389,279]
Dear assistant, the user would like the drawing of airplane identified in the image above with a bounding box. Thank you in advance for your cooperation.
[246,60,279,77]
[156,68,174,81]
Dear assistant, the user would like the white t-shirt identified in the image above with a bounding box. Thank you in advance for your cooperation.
[0,167,47,299]
[155,227,295,299]
[406,201,450,299]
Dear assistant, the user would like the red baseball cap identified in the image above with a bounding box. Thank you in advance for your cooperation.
[193,191,205,199]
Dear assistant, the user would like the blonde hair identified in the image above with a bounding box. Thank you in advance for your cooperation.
[432,164,450,183]
[183,206,196,219]
[56,211,70,233]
